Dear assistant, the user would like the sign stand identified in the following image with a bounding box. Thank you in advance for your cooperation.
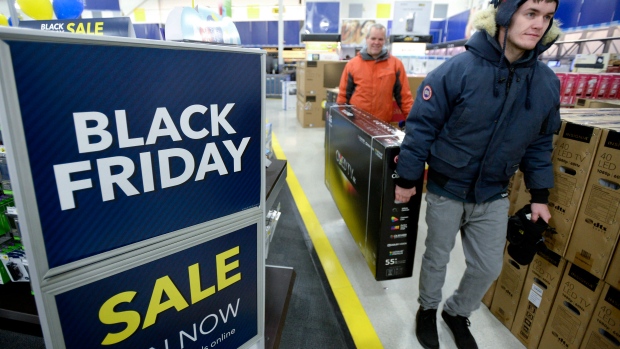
[0,27,266,349]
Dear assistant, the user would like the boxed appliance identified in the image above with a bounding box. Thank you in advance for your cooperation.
[297,94,325,128]
[324,105,424,281]
[557,72,567,93]
[282,81,297,110]
[407,75,426,100]
[593,74,613,99]
[606,244,620,290]
[561,73,578,106]
[296,60,346,98]
[579,283,620,349]
[511,249,567,349]
[608,74,620,99]
[324,87,339,117]
[573,54,611,73]
[545,121,601,256]
[491,248,530,329]
[575,74,600,99]
[508,171,533,217]
[483,279,498,309]
[326,87,339,104]
[566,128,620,279]
[539,263,604,349]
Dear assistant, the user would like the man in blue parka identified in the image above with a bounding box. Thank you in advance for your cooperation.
[394,1,562,348]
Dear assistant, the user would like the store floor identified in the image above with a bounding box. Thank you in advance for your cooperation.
[267,98,525,349]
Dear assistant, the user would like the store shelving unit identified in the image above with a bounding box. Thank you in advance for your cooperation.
[423,25,620,64]
[540,25,620,65]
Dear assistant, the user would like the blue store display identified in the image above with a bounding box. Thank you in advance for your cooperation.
[0,27,265,349]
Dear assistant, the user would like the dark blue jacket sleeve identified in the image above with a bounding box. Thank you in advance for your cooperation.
[395,59,465,186]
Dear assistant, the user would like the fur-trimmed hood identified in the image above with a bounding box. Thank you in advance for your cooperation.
[466,3,562,110]
[472,5,562,51]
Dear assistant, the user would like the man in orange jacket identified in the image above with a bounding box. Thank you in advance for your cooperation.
[337,23,413,123]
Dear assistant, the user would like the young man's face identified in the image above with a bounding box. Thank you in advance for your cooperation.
[505,0,556,53]
[366,28,386,58]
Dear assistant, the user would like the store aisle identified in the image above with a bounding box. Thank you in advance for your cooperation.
[266,98,525,349]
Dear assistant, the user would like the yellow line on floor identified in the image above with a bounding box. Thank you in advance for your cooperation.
[272,133,383,349]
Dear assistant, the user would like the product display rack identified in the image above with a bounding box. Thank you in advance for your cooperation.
[0,157,293,348]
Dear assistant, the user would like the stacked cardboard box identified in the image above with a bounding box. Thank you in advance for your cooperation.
[494,110,620,349]
[558,73,579,106]
[508,171,532,216]
[580,283,620,349]
[545,121,601,256]
[483,279,498,309]
[407,76,426,100]
[296,60,346,128]
[557,72,620,106]
[511,249,567,349]
[566,127,620,279]
[606,245,620,290]
[539,263,604,349]
[576,98,620,108]
[491,249,530,328]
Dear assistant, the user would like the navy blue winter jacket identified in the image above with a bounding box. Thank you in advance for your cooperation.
[396,26,562,203]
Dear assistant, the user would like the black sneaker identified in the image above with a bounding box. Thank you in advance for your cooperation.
[415,307,439,349]
[441,310,478,349]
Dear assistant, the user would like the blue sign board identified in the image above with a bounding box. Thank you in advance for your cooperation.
[554,0,581,28]
[305,1,340,33]
[84,0,121,11]
[5,40,262,268]
[577,0,615,27]
[55,224,258,349]
[19,17,134,37]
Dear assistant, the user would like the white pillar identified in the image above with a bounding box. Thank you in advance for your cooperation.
[278,0,284,69]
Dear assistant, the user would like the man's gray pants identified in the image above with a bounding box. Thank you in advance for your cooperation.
[418,192,509,317]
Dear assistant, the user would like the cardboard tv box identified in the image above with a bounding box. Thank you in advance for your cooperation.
[296,60,346,97]
[511,249,567,349]
[579,283,620,349]
[324,105,424,281]
[606,244,620,290]
[490,248,530,329]
[324,88,340,125]
[539,262,604,349]
[407,75,426,100]
[566,128,620,279]
[546,121,601,256]
[508,170,533,217]
[297,94,325,128]
[483,279,498,309]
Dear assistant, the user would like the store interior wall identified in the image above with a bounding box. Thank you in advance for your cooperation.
[0,0,470,26]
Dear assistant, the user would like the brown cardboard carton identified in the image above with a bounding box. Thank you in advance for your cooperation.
[483,280,498,309]
[546,122,602,256]
[491,249,530,328]
[539,263,604,349]
[407,75,426,100]
[566,128,620,279]
[511,249,567,349]
[508,170,532,217]
[579,283,620,349]
[605,244,620,290]
[507,170,521,213]
[297,95,325,128]
[296,60,346,97]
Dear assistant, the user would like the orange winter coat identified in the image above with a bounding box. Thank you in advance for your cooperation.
[337,49,413,122]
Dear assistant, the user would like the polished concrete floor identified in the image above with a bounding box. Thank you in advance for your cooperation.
[266,98,526,349]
